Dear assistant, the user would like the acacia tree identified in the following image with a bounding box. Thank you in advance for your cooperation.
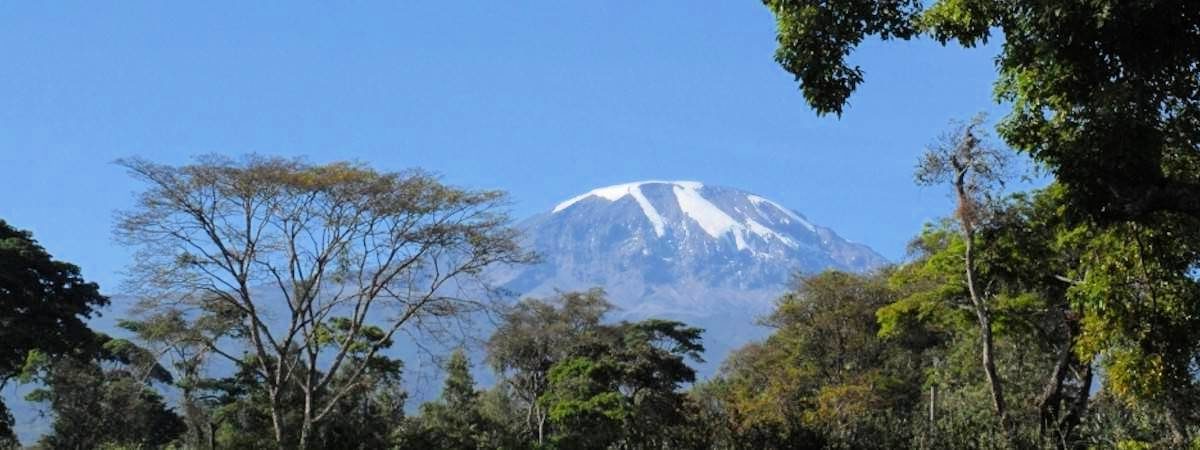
[115,155,532,449]
[914,117,1011,424]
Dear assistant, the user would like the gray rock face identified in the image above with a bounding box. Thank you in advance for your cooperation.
[496,181,886,318]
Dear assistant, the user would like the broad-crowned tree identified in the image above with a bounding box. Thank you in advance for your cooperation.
[0,219,108,444]
[541,318,704,450]
[718,271,919,449]
[114,155,532,449]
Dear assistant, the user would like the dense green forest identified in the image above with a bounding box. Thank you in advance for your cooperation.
[5,0,1200,448]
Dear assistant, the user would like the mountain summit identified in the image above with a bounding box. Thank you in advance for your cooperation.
[496,181,887,318]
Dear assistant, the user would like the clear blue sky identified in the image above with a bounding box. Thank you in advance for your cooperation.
[1,1,1014,295]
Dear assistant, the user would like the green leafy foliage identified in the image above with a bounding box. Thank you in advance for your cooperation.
[484,289,614,446]
[539,318,704,449]
[22,335,184,449]
[711,271,921,449]
[394,349,518,450]
[542,357,628,449]
[762,0,923,116]
[396,291,706,449]
[0,401,15,450]
[0,219,109,445]
[764,0,1200,220]
[0,220,108,379]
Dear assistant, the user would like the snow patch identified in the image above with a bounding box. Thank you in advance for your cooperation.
[672,183,798,252]
[628,185,666,237]
[553,181,667,236]
[745,218,796,247]
[748,194,815,232]
[672,183,741,239]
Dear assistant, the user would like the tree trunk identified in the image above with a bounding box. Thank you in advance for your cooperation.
[299,372,316,450]
[538,411,546,446]
[299,408,312,450]
[270,388,288,450]
[963,226,1007,423]
[1165,400,1190,445]
[1056,361,1093,448]
[978,315,1006,422]
[1036,331,1073,439]
[929,384,936,423]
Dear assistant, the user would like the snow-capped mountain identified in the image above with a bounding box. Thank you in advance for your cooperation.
[493,181,886,374]
[496,181,886,316]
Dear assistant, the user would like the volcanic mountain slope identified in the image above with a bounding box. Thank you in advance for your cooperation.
[496,181,887,317]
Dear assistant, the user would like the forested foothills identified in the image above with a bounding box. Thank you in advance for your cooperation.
[7,174,1200,449]
[6,0,1200,449]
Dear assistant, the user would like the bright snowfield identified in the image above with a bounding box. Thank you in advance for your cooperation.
[494,181,888,376]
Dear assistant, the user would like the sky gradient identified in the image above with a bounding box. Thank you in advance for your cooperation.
[1,2,1017,294]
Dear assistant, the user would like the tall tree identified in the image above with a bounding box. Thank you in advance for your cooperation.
[913,117,1012,424]
[762,3,1200,441]
[0,219,108,445]
[114,155,532,449]
[880,220,1086,447]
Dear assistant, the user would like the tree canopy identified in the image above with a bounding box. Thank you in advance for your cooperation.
[0,220,107,381]
[114,155,533,449]
[763,0,1200,220]
[0,219,108,446]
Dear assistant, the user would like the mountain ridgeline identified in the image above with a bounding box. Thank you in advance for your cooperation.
[499,181,886,315]
[492,181,887,372]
